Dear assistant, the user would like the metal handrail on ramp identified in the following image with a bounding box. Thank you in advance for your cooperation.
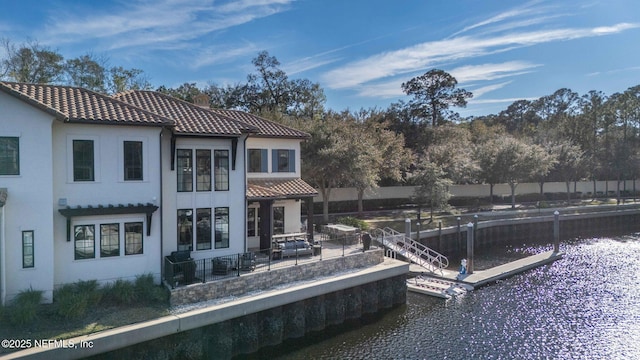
[374,227,449,273]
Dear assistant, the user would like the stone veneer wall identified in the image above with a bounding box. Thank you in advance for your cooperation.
[92,273,406,359]
[170,249,385,306]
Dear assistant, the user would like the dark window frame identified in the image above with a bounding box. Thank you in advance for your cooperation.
[177,149,193,192]
[100,223,120,257]
[73,140,95,181]
[22,230,34,268]
[74,224,95,260]
[214,150,229,191]
[124,141,143,181]
[124,222,143,255]
[215,207,230,249]
[0,136,19,176]
[196,149,211,191]
[177,209,193,251]
[196,208,212,250]
[248,149,268,173]
[273,206,285,235]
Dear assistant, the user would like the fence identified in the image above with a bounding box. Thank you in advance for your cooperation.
[163,232,367,289]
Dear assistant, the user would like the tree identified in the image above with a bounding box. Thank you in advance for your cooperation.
[157,82,203,103]
[64,53,108,93]
[425,125,478,184]
[410,160,452,222]
[550,141,585,202]
[401,69,472,127]
[107,66,151,94]
[300,111,356,222]
[1,39,64,83]
[344,109,412,214]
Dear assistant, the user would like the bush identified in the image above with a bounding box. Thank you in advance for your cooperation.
[10,287,42,326]
[55,284,88,320]
[134,274,168,304]
[336,216,369,231]
[107,279,137,305]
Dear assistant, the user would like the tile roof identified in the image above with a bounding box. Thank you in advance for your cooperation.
[212,109,310,139]
[0,82,173,126]
[113,91,258,136]
[247,178,318,200]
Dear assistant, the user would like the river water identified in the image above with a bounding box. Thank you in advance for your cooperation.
[243,235,640,359]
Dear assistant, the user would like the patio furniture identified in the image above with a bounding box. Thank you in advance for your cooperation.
[165,250,196,287]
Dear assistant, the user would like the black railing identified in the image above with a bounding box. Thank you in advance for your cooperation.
[163,232,372,288]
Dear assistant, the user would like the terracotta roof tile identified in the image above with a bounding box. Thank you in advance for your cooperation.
[0,82,173,126]
[247,178,317,200]
[114,91,257,136]
[212,109,310,139]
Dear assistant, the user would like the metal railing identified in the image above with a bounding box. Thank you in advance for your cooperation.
[374,227,448,273]
[163,232,370,288]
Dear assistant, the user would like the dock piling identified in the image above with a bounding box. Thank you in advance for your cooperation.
[554,211,560,253]
[467,222,474,274]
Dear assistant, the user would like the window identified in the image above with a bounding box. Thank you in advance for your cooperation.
[74,225,95,260]
[0,137,19,175]
[177,149,193,192]
[272,149,295,173]
[100,224,120,257]
[177,209,193,251]
[247,208,256,237]
[196,150,211,191]
[124,222,143,255]
[73,140,94,181]
[215,207,229,249]
[248,149,268,173]
[214,150,229,191]
[124,141,143,181]
[22,231,34,268]
[273,206,285,235]
[196,208,212,250]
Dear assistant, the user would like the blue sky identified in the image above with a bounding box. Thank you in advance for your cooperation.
[1,0,639,116]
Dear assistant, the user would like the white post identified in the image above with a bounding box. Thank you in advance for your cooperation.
[554,211,560,253]
[467,222,474,274]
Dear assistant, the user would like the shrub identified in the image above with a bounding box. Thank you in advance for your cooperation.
[134,274,168,304]
[54,284,88,320]
[10,287,42,326]
[336,216,370,231]
[108,279,137,305]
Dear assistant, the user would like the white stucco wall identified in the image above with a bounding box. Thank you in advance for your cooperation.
[0,92,55,304]
[162,134,248,261]
[51,122,163,289]
[246,137,301,179]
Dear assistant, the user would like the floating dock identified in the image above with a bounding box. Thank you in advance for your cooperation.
[408,250,564,298]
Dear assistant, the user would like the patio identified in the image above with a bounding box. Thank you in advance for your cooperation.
[163,232,376,289]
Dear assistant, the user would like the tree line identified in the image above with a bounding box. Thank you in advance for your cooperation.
[2,39,639,221]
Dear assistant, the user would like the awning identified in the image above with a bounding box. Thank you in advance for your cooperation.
[247,178,318,201]
[59,203,159,241]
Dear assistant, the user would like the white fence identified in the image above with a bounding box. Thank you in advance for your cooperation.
[312,180,639,203]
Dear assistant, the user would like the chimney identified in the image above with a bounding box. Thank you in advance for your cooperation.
[193,94,210,108]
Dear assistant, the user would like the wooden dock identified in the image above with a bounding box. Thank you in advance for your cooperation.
[408,250,564,298]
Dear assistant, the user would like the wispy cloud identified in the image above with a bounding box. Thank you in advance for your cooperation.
[450,61,541,83]
[322,22,640,90]
[40,0,293,54]
[469,81,513,99]
[587,65,640,77]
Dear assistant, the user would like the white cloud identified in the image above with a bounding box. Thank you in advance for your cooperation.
[469,81,513,99]
[321,22,640,90]
[40,0,292,53]
[450,61,541,83]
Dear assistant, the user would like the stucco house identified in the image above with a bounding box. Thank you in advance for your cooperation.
[0,82,316,305]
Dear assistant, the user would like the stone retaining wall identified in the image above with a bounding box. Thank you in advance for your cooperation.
[170,249,384,306]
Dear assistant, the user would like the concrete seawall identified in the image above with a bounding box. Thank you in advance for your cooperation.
[418,208,640,256]
[6,256,408,360]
